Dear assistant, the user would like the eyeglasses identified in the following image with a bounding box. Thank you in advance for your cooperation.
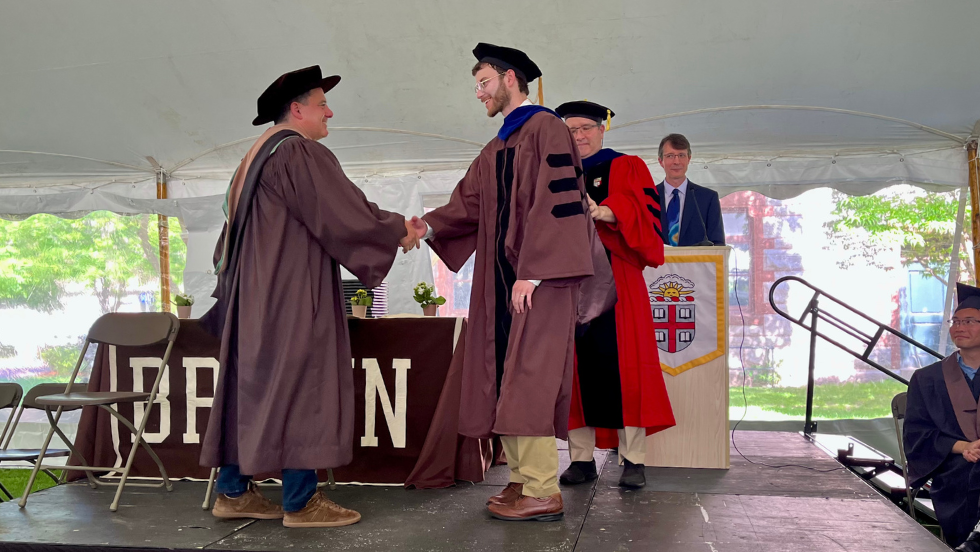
[474,73,505,93]
[949,318,980,327]
[568,124,600,135]
[662,153,690,161]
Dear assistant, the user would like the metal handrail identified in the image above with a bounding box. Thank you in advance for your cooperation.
[768,276,943,436]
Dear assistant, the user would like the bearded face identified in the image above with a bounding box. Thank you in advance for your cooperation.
[486,79,511,118]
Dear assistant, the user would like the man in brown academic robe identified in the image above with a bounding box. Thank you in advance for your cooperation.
[199,66,418,528]
[411,43,600,522]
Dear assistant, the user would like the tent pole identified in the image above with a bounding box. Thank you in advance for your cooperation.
[939,188,967,355]
[969,141,980,283]
[156,170,171,313]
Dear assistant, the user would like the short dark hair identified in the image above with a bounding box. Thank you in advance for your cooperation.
[471,61,529,95]
[273,89,316,125]
[658,133,692,159]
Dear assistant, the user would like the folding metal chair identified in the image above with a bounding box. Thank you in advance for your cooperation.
[0,382,24,500]
[19,312,180,511]
[0,383,87,500]
[893,391,947,542]
[892,392,916,518]
[0,383,23,453]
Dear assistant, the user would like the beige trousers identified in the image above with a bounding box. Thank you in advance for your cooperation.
[567,426,647,465]
[499,436,560,498]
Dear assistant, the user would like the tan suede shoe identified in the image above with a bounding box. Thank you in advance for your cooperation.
[283,490,361,528]
[212,484,284,520]
[487,493,564,522]
[487,482,523,506]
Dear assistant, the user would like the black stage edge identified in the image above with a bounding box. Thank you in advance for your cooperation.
[0,432,949,552]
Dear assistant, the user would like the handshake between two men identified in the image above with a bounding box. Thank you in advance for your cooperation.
[398,216,431,254]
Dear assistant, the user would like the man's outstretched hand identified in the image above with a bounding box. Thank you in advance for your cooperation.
[400,219,420,253]
[587,196,617,223]
[410,216,428,240]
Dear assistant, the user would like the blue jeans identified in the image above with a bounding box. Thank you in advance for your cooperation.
[215,464,318,513]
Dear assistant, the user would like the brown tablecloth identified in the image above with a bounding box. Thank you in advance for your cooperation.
[71,317,491,488]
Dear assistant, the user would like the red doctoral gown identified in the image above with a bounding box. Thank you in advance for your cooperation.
[570,152,676,449]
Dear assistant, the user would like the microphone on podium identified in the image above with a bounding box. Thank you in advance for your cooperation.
[691,190,715,247]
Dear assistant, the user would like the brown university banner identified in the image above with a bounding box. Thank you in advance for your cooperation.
[71,318,491,488]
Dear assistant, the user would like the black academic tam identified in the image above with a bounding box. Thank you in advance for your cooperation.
[555,100,615,123]
[957,282,980,312]
[473,43,541,82]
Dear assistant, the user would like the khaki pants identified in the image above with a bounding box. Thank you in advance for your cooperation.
[567,426,647,465]
[500,436,560,498]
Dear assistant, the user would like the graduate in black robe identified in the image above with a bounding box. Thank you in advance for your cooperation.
[905,282,980,549]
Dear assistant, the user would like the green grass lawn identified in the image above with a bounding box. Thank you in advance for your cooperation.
[0,468,61,501]
[730,379,908,419]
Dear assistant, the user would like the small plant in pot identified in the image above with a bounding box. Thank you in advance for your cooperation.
[350,289,372,319]
[413,282,446,316]
[172,293,194,319]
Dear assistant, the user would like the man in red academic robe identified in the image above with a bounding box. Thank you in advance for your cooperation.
[554,101,675,489]
[410,44,607,521]
[199,66,418,528]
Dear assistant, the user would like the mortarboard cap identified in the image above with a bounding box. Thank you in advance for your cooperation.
[472,43,542,82]
[955,282,980,312]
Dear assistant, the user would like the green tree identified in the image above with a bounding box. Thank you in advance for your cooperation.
[37,336,92,380]
[0,212,186,313]
[825,189,973,286]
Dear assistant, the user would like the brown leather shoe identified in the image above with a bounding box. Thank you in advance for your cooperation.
[487,493,564,522]
[283,490,361,528]
[487,482,523,505]
[212,484,284,520]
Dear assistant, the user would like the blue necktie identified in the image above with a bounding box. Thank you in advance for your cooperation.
[666,188,680,246]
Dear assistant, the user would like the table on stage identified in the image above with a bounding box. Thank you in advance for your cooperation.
[70,317,490,488]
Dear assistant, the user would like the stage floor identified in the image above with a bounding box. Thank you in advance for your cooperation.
[0,431,948,552]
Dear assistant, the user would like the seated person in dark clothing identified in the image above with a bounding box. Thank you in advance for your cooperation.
[905,282,980,550]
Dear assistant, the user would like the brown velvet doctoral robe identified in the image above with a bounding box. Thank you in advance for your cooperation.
[200,136,406,474]
[423,110,598,440]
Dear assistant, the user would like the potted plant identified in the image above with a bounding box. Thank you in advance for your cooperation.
[413,282,446,317]
[172,293,194,319]
[350,289,372,319]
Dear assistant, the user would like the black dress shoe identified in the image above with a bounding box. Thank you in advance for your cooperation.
[618,459,646,489]
[559,459,598,485]
[957,532,980,552]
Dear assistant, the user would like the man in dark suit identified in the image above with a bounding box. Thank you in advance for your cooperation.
[655,134,725,246]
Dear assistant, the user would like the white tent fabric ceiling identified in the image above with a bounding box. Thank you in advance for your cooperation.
[1,0,978,325]
[2,0,978,209]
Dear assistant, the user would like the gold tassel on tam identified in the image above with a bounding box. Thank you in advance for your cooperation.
[537,77,544,105]
[606,109,612,131]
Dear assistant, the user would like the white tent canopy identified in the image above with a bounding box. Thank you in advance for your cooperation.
[2,0,978,312]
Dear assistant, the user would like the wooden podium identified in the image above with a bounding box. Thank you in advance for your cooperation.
[644,245,731,469]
